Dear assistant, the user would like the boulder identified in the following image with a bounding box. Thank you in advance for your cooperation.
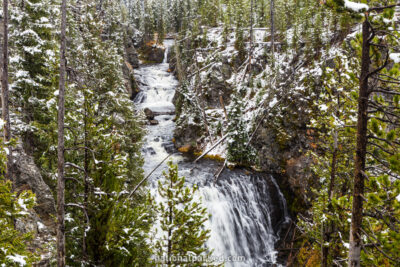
[163,143,176,154]
[144,108,155,120]
[149,119,159,125]
[174,116,203,149]
[148,46,165,63]
[142,147,156,155]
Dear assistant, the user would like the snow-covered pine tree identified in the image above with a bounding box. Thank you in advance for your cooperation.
[29,0,149,265]
[226,92,256,165]
[9,0,58,153]
[153,161,212,266]
[298,52,359,266]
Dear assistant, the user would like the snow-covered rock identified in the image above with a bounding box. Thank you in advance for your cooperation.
[12,144,56,221]
[11,144,56,266]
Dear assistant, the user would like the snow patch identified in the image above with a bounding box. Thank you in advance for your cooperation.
[6,255,26,266]
[37,221,45,231]
[344,0,369,12]
[269,98,278,108]
[390,53,400,63]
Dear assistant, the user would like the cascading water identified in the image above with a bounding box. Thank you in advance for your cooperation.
[134,39,289,266]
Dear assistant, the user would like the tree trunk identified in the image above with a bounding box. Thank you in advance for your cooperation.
[270,0,275,64]
[83,93,88,261]
[2,0,11,180]
[57,0,67,265]
[348,19,370,267]
[249,0,253,70]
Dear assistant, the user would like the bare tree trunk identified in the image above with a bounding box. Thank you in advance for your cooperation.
[2,0,11,180]
[270,0,275,65]
[348,19,370,267]
[249,0,254,72]
[57,0,67,265]
[83,93,88,262]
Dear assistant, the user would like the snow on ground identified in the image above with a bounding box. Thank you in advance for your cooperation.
[6,255,26,266]
[344,0,369,12]
[180,12,344,163]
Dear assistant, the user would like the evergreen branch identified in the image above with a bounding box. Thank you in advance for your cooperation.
[369,4,400,12]
[65,203,89,224]
[366,152,391,169]
[367,50,389,83]
[368,135,400,146]
[367,141,394,155]
[378,73,400,82]
[65,177,83,186]
[65,162,86,173]
[361,239,399,263]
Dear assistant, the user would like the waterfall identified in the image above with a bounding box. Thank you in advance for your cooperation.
[162,42,169,64]
[134,40,289,267]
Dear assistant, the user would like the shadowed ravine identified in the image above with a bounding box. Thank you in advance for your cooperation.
[134,39,289,266]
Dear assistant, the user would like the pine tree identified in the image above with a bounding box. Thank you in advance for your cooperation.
[328,2,400,266]
[300,1,400,266]
[233,0,247,62]
[153,161,212,266]
[298,52,359,266]
[38,0,150,265]
[226,92,256,165]
[9,0,57,133]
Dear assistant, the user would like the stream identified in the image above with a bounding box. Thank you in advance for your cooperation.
[134,39,289,266]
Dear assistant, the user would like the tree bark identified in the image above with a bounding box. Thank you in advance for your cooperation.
[2,0,11,180]
[249,0,254,71]
[83,93,88,262]
[270,0,275,64]
[57,0,67,265]
[348,19,370,267]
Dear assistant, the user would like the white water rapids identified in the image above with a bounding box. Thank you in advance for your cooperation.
[134,40,289,266]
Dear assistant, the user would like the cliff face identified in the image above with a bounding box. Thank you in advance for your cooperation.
[11,145,57,266]
[169,27,341,206]
[122,26,141,99]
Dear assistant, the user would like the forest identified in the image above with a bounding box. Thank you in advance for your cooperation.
[0,0,399,266]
